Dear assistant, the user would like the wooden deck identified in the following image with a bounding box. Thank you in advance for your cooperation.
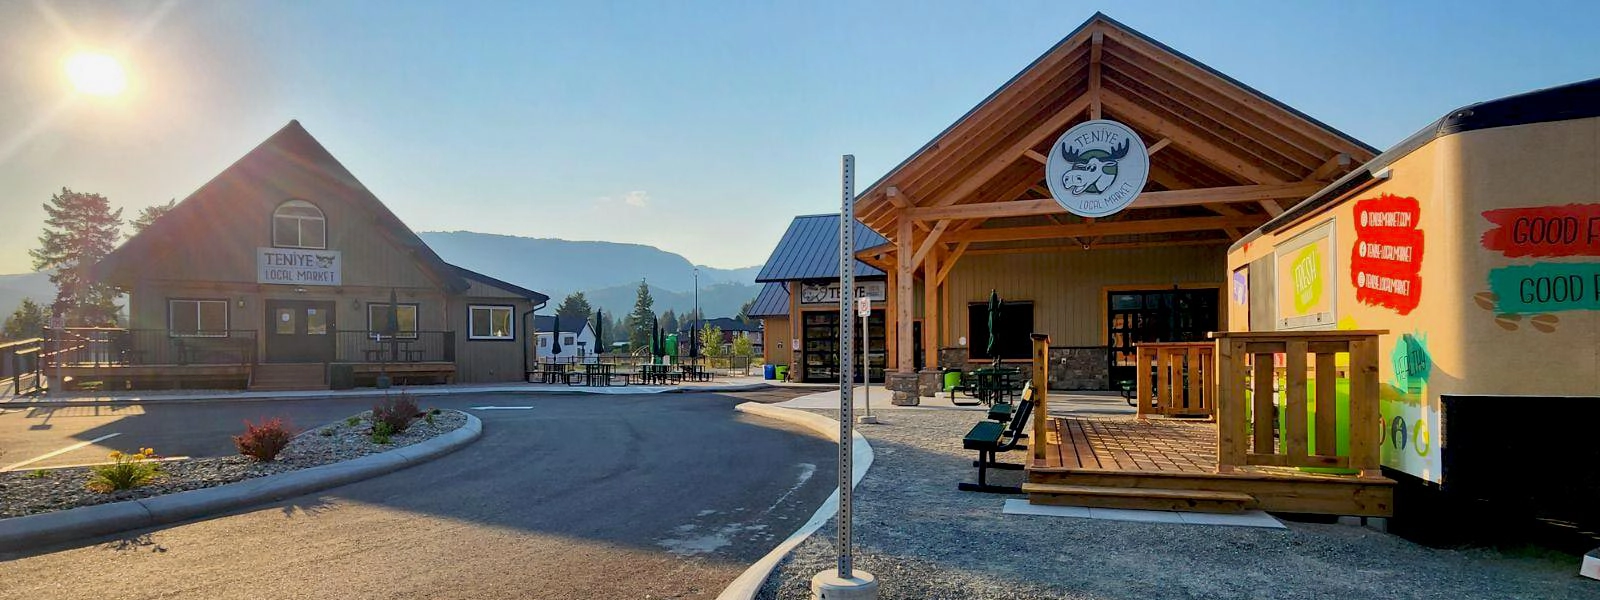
[1027,416,1396,516]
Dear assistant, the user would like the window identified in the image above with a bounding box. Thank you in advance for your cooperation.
[469,305,514,340]
[563,335,574,345]
[539,336,548,347]
[967,301,1034,360]
[170,299,228,337]
[367,303,419,338]
[272,200,327,249]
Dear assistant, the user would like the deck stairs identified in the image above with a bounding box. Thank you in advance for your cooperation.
[1023,482,1254,513]
[249,363,327,391]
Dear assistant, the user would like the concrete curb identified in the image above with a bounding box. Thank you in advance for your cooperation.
[0,411,483,555]
[718,402,874,600]
[2,383,776,408]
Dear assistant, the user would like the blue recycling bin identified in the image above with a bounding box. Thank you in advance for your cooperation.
[764,363,776,380]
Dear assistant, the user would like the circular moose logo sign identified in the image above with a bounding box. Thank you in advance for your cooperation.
[1045,119,1149,218]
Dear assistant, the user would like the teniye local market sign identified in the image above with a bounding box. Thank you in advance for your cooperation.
[800,281,886,305]
[258,247,342,286]
[1046,119,1149,218]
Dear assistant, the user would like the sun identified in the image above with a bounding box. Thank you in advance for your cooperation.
[65,52,127,97]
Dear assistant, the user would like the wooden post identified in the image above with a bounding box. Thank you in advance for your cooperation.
[1135,345,1151,419]
[1031,333,1050,463]
[885,270,898,371]
[1215,336,1248,472]
[1284,340,1309,461]
[1252,351,1276,456]
[1314,351,1338,456]
[923,249,940,370]
[896,215,914,372]
[1349,335,1381,477]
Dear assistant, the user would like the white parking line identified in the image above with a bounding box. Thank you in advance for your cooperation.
[468,406,534,410]
[2,433,123,472]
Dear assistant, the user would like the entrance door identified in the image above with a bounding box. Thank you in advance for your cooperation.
[800,309,888,383]
[1107,289,1218,384]
[265,300,336,363]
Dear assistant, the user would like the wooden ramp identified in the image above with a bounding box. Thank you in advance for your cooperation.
[1027,416,1394,516]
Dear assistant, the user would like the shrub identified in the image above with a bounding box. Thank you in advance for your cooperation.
[430,408,441,415]
[345,416,361,427]
[87,448,161,492]
[319,428,335,437]
[370,421,395,444]
[424,413,435,426]
[234,418,295,462]
[371,393,419,434]
[25,469,50,479]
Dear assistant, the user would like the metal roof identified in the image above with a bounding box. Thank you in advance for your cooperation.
[755,214,888,282]
[747,282,790,318]
[532,315,591,335]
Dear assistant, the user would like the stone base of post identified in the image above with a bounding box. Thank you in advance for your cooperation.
[811,570,879,600]
[916,369,941,397]
[885,372,919,406]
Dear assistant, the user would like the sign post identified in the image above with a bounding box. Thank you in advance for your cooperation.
[810,155,878,599]
[857,296,875,424]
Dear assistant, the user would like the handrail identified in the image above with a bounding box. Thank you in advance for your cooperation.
[1133,342,1215,419]
[1211,330,1386,478]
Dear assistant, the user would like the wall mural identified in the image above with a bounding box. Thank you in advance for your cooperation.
[1351,194,1424,315]
[1475,203,1600,329]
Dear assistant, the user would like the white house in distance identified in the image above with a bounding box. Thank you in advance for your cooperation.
[533,315,596,362]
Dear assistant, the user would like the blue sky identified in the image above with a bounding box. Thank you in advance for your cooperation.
[1,0,1597,274]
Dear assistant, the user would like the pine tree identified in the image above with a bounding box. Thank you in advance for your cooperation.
[30,188,123,326]
[2,298,48,341]
[555,292,593,324]
[737,297,757,325]
[627,279,655,350]
[128,199,176,236]
[661,309,679,335]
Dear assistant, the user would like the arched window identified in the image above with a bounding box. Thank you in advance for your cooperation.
[272,200,326,249]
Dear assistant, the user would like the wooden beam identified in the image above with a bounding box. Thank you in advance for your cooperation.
[935,241,969,286]
[1146,137,1171,155]
[924,249,940,369]
[964,237,1229,256]
[906,182,1324,221]
[910,220,950,268]
[896,215,914,372]
[929,95,1092,208]
[1308,153,1352,181]
[1205,202,1244,216]
[1257,200,1285,217]
[886,186,909,208]
[1089,31,1104,119]
[1101,91,1287,184]
[1023,149,1048,165]
[1224,227,1244,241]
[945,215,1268,244]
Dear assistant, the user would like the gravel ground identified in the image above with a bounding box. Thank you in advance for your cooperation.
[0,408,466,519]
[757,409,1598,600]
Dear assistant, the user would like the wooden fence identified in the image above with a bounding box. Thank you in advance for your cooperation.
[1133,342,1215,419]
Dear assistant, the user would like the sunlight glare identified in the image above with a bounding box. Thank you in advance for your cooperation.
[65,52,127,97]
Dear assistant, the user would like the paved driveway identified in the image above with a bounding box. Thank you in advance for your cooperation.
[0,391,837,599]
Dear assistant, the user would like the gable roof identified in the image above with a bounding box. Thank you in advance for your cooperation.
[453,265,549,303]
[747,282,790,318]
[532,314,592,335]
[94,121,470,293]
[755,214,888,282]
[852,12,1378,249]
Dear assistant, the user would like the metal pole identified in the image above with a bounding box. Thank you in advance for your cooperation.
[836,155,856,579]
[863,310,872,420]
[692,267,699,361]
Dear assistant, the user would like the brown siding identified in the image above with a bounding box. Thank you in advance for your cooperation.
[761,316,791,366]
[943,245,1227,347]
[450,296,533,383]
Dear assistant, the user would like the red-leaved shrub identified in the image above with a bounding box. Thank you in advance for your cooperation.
[234,418,295,461]
[372,393,419,434]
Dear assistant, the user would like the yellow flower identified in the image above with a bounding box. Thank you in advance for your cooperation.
[108,451,123,460]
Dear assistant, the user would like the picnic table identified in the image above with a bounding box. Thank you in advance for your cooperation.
[969,366,1021,407]
[636,364,678,385]
[573,362,618,386]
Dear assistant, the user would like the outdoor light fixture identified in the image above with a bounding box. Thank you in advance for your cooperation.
[294,287,307,294]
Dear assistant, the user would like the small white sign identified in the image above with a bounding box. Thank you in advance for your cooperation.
[1046,119,1149,218]
[258,247,342,286]
[856,296,871,318]
[801,280,886,305]
[790,338,800,351]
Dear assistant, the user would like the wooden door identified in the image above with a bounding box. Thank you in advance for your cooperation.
[265,300,336,363]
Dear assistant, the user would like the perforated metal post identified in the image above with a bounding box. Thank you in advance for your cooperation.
[836,154,856,578]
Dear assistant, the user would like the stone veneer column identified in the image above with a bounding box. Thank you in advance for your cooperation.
[886,371,920,406]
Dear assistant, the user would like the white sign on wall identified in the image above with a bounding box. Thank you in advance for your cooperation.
[800,280,886,305]
[1045,119,1149,218]
[257,247,342,286]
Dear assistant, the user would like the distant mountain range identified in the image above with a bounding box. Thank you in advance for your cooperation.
[0,232,766,322]
[417,231,761,318]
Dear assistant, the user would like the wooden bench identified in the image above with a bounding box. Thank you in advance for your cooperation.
[958,381,1036,494]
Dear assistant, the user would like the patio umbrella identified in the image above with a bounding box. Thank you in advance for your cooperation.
[986,289,1002,366]
[651,315,661,360]
[386,288,400,365]
[550,315,563,356]
[593,309,604,354]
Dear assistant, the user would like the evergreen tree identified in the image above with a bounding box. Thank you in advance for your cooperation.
[129,199,176,236]
[737,297,757,325]
[2,298,48,341]
[627,279,655,350]
[661,309,679,334]
[30,188,123,325]
[555,291,593,323]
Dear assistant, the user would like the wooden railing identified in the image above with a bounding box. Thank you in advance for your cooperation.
[1134,342,1215,419]
[1,337,44,396]
[1031,333,1051,464]
[1212,330,1385,478]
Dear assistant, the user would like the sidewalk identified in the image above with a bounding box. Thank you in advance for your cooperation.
[0,376,776,407]
[774,385,1137,417]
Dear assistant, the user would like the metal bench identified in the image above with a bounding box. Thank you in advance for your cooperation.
[958,381,1035,494]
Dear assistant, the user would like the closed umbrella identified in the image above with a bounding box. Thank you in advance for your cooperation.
[986,289,1002,366]
[386,288,400,363]
[593,309,604,354]
[550,315,563,356]
[651,315,661,361]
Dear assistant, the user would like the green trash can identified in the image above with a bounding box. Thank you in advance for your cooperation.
[774,365,789,381]
[943,370,962,392]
